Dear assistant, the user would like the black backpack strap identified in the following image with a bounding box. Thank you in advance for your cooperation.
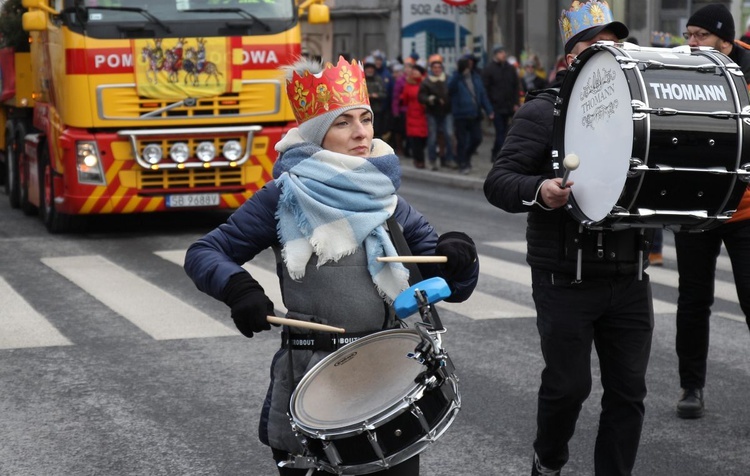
[386,215,423,285]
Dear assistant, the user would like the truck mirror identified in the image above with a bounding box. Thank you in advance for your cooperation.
[22,11,48,32]
[307,4,330,24]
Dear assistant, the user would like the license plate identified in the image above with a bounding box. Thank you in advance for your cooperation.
[166,193,220,208]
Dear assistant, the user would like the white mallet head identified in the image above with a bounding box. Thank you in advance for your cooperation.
[560,153,580,188]
[563,153,580,171]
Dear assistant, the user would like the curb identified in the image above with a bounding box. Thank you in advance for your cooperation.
[399,162,486,191]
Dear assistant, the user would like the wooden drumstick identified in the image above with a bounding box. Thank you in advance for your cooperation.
[560,153,580,188]
[267,316,346,333]
[376,256,448,263]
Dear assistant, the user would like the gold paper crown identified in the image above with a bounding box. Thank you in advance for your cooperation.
[286,56,370,125]
[559,1,615,46]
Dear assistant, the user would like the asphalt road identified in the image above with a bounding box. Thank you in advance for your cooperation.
[1,167,749,475]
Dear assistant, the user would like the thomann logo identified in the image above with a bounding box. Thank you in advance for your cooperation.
[648,82,727,101]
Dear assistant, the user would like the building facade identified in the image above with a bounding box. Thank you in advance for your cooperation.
[302,0,747,72]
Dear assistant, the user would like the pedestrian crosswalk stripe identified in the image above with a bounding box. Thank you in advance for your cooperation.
[483,242,683,313]
[483,241,744,318]
[155,249,288,314]
[42,255,236,340]
[438,289,537,319]
[0,277,72,350]
[486,240,732,273]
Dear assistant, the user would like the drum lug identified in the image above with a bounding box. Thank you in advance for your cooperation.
[321,440,344,468]
[739,163,750,182]
[410,404,432,434]
[631,100,647,120]
[628,158,646,177]
[365,430,389,468]
[741,106,750,125]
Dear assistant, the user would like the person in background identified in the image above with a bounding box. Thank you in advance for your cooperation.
[672,3,750,419]
[741,17,750,45]
[484,2,653,474]
[547,55,567,84]
[401,62,430,169]
[390,60,411,156]
[363,56,388,140]
[448,55,494,174]
[521,58,548,95]
[418,54,457,171]
[183,55,479,476]
[372,50,394,143]
[482,45,521,162]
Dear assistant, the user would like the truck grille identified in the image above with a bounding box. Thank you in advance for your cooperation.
[98,80,281,120]
[139,167,243,190]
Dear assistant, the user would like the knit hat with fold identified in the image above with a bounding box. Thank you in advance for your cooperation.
[687,4,735,43]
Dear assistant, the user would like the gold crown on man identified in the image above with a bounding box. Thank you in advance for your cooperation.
[559,1,615,45]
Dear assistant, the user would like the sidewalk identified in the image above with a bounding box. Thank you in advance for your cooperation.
[396,124,494,191]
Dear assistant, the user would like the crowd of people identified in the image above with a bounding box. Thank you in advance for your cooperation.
[351,45,567,176]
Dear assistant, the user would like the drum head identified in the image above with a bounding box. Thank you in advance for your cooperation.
[291,330,425,432]
[563,48,634,223]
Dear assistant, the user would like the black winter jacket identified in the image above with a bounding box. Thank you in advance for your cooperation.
[418,74,452,117]
[484,71,650,277]
[481,60,520,115]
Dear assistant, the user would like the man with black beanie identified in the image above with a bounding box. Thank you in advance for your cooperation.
[684,3,750,78]
[673,3,750,421]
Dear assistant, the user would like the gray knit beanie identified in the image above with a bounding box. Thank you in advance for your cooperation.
[297,104,373,146]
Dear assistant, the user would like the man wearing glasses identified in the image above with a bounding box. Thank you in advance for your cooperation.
[674,3,750,420]
[683,4,750,78]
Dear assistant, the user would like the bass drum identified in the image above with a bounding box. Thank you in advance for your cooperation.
[552,42,750,230]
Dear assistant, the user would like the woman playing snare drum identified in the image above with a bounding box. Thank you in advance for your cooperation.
[184,56,479,475]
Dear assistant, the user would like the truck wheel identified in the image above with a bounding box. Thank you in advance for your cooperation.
[39,145,76,233]
[5,124,21,208]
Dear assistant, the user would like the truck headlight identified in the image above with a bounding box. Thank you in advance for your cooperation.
[169,142,190,163]
[196,141,216,162]
[222,140,242,161]
[76,141,106,185]
[143,144,163,165]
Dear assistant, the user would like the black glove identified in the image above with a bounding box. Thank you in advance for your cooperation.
[435,231,477,278]
[221,272,275,338]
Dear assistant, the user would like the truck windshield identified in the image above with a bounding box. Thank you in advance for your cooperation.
[62,0,295,38]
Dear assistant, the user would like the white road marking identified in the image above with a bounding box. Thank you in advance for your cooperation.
[0,277,72,350]
[42,255,236,340]
[155,249,287,313]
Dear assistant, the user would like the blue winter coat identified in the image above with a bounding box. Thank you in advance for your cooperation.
[448,70,494,120]
[184,181,477,302]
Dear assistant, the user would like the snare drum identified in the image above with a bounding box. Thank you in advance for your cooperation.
[289,328,460,475]
[553,43,750,230]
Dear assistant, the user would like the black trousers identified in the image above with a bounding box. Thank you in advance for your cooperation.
[674,220,750,389]
[272,449,419,475]
[530,270,653,476]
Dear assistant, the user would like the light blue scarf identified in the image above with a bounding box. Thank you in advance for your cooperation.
[273,129,409,303]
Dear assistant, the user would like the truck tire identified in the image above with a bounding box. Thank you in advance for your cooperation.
[5,123,21,208]
[39,145,77,233]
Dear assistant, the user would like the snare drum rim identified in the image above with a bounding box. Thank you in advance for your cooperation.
[289,329,430,438]
[317,376,462,476]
